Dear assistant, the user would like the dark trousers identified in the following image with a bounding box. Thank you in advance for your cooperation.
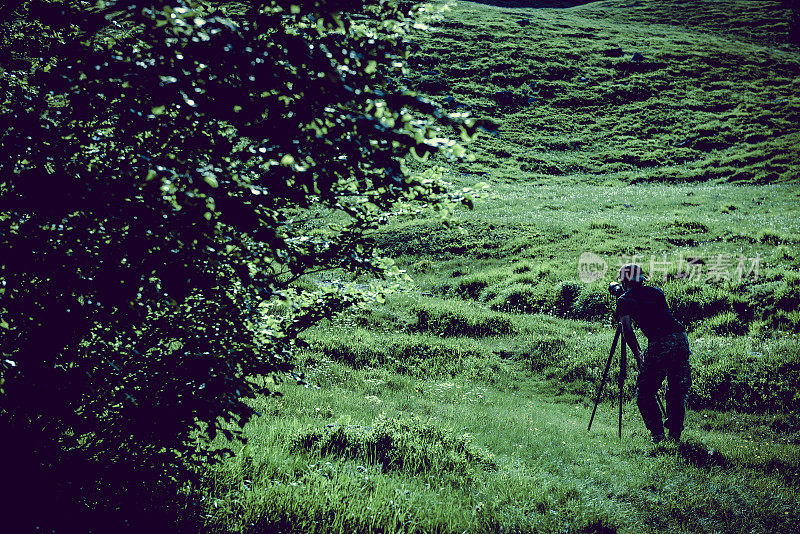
[636,332,692,438]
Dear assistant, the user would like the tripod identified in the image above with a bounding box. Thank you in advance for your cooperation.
[587,322,665,438]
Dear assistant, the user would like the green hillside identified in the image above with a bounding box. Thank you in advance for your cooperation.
[199,2,800,532]
[406,0,800,183]
[385,0,800,338]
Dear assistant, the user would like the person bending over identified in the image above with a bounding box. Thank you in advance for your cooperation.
[616,264,692,443]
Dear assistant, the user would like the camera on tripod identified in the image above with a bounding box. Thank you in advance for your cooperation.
[608,281,624,298]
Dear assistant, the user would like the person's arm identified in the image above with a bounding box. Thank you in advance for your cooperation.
[620,314,643,363]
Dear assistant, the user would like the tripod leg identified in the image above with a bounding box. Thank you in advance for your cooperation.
[657,391,666,420]
[619,339,626,438]
[588,326,620,432]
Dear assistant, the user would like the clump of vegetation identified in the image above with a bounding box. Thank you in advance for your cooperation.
[690,336,800,412]
[759,229,790,245]
[571,285,614,321]
[303,326,503,379]
[523,335,568,372]
[489,282,554,314]
[292,414,497,482]
[411,298,516,337]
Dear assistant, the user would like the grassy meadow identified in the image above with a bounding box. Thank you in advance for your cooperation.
[198,1,800,532]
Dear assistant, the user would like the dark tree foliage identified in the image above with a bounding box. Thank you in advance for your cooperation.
[0,0,486,529]
[788,0,800,43]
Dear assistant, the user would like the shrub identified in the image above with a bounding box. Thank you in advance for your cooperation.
[0,0,482,528]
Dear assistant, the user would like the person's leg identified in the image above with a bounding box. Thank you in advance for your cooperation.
[665,335,692,441]
[636,354,668,441]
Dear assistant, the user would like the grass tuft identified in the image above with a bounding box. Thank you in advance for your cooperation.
[292,414,497,482]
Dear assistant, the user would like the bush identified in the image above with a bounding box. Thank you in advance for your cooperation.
[789,0,800,44]
[0,1,480,528]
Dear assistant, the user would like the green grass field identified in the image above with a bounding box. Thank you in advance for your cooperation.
[198,1,800,532]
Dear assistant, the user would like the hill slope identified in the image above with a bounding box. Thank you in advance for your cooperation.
[406,0,800,183]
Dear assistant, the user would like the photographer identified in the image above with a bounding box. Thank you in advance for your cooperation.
[615,264,692,443]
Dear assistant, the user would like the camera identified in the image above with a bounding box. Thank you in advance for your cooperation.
[608,282,624,298]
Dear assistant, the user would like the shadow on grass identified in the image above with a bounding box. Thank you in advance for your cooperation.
[467,0,598,7]
[649,438,800,485]
[580,519,619,534]
[648,439,731,469]
[1,421,206,533]
[761,456,800,487]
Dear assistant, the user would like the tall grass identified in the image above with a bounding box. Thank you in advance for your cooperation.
[199,356,800,533]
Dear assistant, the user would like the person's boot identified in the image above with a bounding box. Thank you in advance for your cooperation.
[651,432,666,443]
[667,429,682,443]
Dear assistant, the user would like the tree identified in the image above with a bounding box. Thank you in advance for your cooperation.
[0,0,488,529]
[788,0,800,43]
